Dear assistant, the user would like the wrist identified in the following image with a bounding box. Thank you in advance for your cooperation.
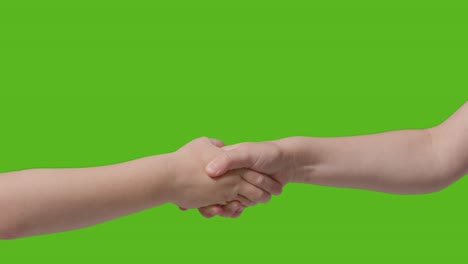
[127,153,179,206]
[161,151,196,207]
[274,136,321,183]
[157,152,180,205]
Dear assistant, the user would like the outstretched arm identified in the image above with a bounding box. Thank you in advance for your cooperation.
[202,102,468,216]
[0,138,280,239]
[286,101,468,193]
[0,155,174,239]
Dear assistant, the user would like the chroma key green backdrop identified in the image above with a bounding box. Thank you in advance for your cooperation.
[0,1,467,263]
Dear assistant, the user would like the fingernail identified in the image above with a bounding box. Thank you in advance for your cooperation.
[206,161,219,175]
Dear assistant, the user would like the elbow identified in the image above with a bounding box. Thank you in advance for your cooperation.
[386,169,458,195]
[412,170,462,194]
[433,170,466,192]
[422,163,466,195]
[419,178,452,194]
[417,127,463,194]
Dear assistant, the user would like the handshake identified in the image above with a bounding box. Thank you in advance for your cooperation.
[2,102,467,239]
[169,137,294,218]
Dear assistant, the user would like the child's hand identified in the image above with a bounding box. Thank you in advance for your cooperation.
[168,137,282,209]
[197,140,296,218]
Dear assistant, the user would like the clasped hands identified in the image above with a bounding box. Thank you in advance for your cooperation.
[171,137,295,218]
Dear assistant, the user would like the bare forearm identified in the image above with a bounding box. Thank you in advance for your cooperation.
[279,129,446,194]
[275,102,468,194]
[198,102,468,218]
[0,154,174,239]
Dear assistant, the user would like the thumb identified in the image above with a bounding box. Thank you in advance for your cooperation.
[205,144,255,177]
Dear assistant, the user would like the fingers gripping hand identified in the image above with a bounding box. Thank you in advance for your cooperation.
[196,169,283,218]
[200,141,287,218]
[205,141,289,184]
[199,201,244,218]
[176,139,284,218]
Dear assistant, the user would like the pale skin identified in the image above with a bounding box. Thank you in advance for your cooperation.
[199,101,468,217]
[3,102,467,238]
[0,137,282,239]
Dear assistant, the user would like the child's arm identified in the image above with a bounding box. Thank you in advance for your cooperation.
[0,137,281,239]
[0,155,173,239]
[201,102,468,216]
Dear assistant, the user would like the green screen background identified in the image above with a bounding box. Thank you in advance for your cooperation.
[1,1,467,263]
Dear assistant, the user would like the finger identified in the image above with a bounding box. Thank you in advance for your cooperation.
[209,138,225,148]
[238,181,272,204]
[231,207,245,218]
[236,194,255,207]
[198,205,223,218]
[206,143,256,177]
[179,206,187,211]
[241,170,283,195]
[219,201,243,217]
[221,144,241,152]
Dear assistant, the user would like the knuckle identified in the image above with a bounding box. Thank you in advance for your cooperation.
[254,174,265,186]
